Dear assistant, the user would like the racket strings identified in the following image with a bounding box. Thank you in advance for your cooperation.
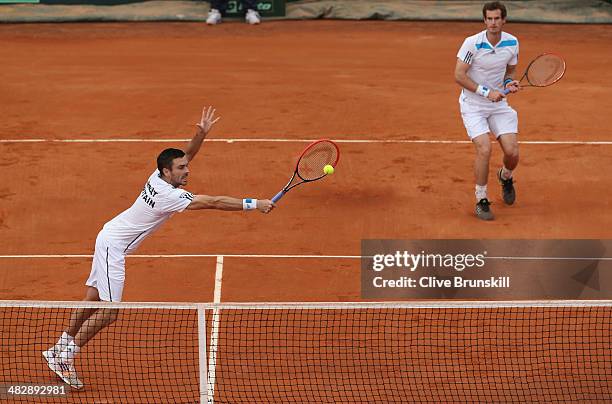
[297,143,338,181]
[527,54,565,87]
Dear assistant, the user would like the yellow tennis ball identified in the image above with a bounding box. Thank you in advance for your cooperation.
[323,165,335,175]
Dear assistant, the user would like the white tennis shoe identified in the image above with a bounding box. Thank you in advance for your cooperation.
[206,9,222,25]
[42,349,84,390]
[42,345,60,359]
[245,9,261,25]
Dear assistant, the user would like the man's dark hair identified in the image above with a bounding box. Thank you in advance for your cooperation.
[157,148,185,174]
[483,1,507,19]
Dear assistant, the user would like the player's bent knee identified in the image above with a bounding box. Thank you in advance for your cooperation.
[510,150,519,162]
[83,286,101,302]
[505,145,519,162]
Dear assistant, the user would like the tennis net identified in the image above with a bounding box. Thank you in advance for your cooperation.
[0,300,610,403]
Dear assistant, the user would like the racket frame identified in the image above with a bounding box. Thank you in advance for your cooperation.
[503,52,566,95]
[271,139,340,203]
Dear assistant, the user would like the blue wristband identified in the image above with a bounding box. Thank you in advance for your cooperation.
[503,78,513,88]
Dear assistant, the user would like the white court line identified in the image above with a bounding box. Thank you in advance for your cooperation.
[197,305,208,404]
[1,138,612,145]
[1,254,611,260]
[213,255,224,303]
[207,255,224,404]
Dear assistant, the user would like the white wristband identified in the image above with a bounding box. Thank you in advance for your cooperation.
[476,84,491,98]
[243,198,257,210]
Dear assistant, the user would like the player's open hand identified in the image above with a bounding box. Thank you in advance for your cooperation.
[487,90,505,102]
[257,199,275,214]
[196,106,221,134]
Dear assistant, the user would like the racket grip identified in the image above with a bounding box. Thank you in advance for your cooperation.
[271,190,285,203]
[502,88,511,95]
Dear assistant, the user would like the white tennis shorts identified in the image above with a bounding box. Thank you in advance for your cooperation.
[85,231,126,302]
[459,96,518,139]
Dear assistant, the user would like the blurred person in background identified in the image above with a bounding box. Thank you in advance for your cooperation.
[207,0,261,25]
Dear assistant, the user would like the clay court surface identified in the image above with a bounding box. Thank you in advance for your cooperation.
[1,21,612,302]
[0,20,611,403]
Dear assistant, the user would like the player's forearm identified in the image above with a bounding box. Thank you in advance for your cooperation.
[187,195,246,211]
[455,68,503,101]
[186,106,220,161]
[184,128,207,162]
[455,71,479,93]
[504,64,517,81]
[208,196,245,211]
[503,65,519,90]
[187,195,275,213]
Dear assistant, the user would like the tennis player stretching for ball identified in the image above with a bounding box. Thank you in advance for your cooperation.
[43,106,275,389]
[455,1,520,220]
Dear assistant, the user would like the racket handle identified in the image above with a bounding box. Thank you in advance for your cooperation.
[271,190,285,203]
[502,88,511,95]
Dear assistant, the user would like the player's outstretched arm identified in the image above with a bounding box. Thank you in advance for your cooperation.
[186,195,275,214]
[185,106,221,162]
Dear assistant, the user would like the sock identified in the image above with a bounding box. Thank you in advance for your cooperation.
[55,332,74,352]
[60,340,81,362]
[475,184,488,201]
[501,166,513,180]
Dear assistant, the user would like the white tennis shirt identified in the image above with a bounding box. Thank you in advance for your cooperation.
[101,170,193,253]
[457,30,519,105]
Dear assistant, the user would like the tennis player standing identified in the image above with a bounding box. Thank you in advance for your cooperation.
[455,1,520,220]
[43,106,275,389]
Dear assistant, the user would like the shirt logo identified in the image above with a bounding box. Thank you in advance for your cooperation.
[180,192,194,201]
[463,51,474,64]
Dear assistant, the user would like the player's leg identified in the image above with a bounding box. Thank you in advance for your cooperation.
[56,246,123,388]
[43,232,107,382]
[473,133,492,187]
[242,0,261,24]
[42,287,100,390]
[66,286,101,336]
[43,238,109,390]
[44,233,124,389]
[54,266,121,388]
[72,307,119,348]
[50,232,108,352]
[460,99,494,220]
[67,242,124,350]
[206,0,226,24]
[44,286,99,363]
[472,134,494,220]
[210,0,228,12]
[489,104,519,205]
[496,133,518,204]
[498,133,519,172]
[50,305,118,390]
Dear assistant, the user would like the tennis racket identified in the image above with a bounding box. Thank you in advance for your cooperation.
[503,53,566,95]
[271,139,340,203]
